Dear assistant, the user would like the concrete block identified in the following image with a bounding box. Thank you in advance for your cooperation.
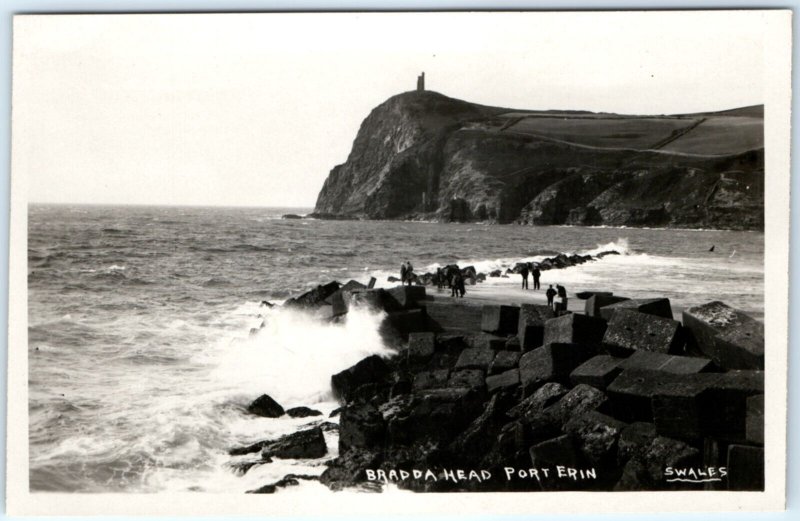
[424,301,483,334]
[481,304,521,336]
[517,304,556,351]
[603,309,684,355]
[746,394,764,445]
[543,313,607,346]
[385,285,427,309]
[489,350,521,375]
[682,301,764,370]
[570,355,625,390]
[585,295,629,317]
[519,343,595,395]
[485,369,520,394]
[599,298,673,320]
[619,350,711,374]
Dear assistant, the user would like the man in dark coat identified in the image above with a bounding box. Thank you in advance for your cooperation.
[532,264,541,290]
[520,263,529,290]
[546,284,557,309]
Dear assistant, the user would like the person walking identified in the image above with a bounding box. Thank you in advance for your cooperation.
[532,264,541,290]
[546,284,557,309]
[520,263,529,290]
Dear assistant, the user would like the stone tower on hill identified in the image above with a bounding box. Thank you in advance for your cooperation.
[417,72,425,91]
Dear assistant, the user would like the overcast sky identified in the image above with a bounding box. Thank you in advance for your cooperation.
[14,11,767,207]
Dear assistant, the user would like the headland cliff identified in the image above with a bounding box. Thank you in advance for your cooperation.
[312,91,763,230]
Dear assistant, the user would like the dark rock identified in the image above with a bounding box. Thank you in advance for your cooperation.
[448,369,486,390]
[260,427,327,460]
[617,422,657,464]
[564,411,628,466]
[315,421,340,432]
[529,434,583,469]
[570,355,625,390]
[746,394,764,445]
[507,382,569,421]
[346,288,391,312]
[412,369,450,390]
[727,445,764,490]
[543,384,609,426]
[285,281,341,309]
[246,474,319,494]
[406,332,435,362]
[481,305,521,336]
[618,350,711,374]
[517,304,556,351]
[489,350,521,375]
[331,355,390,403]
[616,435,702,491]
[643,436,701,482]
[281,214,303,219]
[338,402,385,452]
[247,394,285,418]
[682,301,764,370]
[599,298,674,320]
[585,294,629,317]
[485,369,520,394]
[230,458,270,476]
[518,343,595,395]
[385,285,427,309]
[286,406,323,418]
[329,407,341,418]
[543,314,607,346]
[320,449,383,491]
[602,309,684,355]
[448,394,504,461]
[454,347,495,371]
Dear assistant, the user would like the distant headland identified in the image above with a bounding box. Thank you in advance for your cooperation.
[312,76,764,230]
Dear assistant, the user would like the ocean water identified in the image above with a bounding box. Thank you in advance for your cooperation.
[27,204,764,493]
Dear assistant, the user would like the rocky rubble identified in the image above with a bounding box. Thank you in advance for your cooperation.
[314,286,765,492]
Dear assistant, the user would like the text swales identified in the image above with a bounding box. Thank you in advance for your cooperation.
[364,466,598,484]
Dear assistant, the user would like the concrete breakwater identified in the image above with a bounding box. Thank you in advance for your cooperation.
[233,262,764,493]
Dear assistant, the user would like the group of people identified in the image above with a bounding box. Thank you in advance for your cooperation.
[519,262,541,290]
[546,283,568,312]
[399,261,414,286]
[399,259,566,309]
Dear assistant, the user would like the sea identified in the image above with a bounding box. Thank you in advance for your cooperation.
[27,204,764,493]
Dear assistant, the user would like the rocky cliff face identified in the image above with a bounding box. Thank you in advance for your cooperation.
[313,91,764,230]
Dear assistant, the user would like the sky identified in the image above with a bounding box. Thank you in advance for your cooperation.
[13,11,768,207]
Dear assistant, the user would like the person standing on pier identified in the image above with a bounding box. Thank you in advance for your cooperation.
[400,262,408,285]
[556,284,568,312]
[546,284,557,309]
[532,264,541,290]
[405,261,414,286]
[520,263,529,290]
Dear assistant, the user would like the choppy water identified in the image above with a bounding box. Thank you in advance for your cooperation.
[28,204,763,492]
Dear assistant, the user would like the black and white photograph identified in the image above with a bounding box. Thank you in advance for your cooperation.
[6,10,790,515]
